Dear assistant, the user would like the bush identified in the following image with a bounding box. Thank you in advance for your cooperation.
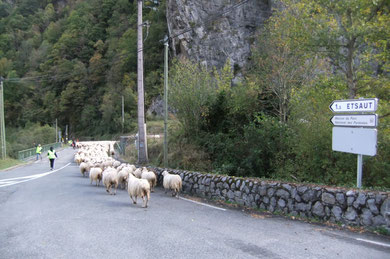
[199,113,287,178]
[6,123,56,158]
[274,82,390,187]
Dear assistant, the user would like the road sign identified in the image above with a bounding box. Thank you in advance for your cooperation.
[329,98,378,113]
[330,114,378,127]
[332,127,377,156]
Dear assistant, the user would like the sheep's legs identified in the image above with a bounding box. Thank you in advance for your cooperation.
[113,183,118,195]
[142,196,148,208]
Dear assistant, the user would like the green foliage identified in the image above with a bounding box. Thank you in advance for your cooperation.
[202,113,287,177]
[279,0,390,98]
[0,0,167,142]
[169,59,218,136]
[273,81,356,184]
[6,123,56,158]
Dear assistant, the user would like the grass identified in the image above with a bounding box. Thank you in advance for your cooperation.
[121,136,164,165]
[0,157,23,170]
[371,226,390,236]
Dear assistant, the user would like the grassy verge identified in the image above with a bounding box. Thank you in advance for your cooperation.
[0,157,24,171]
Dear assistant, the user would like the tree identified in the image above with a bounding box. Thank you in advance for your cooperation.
[279,0,390,98]
[250,15,320,123]
[169,59,217,136]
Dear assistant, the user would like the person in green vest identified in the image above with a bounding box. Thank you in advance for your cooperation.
[47,147,58,170]
[36,144,42,161]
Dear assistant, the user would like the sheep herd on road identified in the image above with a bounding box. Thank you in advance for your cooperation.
[74,141,182,208]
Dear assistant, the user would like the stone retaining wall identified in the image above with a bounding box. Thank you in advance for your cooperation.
[152,168,390,228]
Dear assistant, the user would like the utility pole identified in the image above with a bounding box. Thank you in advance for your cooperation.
[122,95,125,133]
[65,124,68,142]
[137,0,148,164]
[0,78,6,159]
[55,118,58,142]
[163,37,169,168]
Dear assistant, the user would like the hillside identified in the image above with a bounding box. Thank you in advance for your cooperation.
[0,0,389,188]
[0,0,166,136]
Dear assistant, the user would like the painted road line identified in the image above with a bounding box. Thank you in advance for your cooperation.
[0,173,45,182]
[356,238,390,248]
[179,197,227,211]
[0,163,71,188]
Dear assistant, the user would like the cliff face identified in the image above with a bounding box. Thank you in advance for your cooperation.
[166,0,272,72]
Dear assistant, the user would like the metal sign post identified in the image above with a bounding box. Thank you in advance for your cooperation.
[330,98,379,188]
[357,154,363,188]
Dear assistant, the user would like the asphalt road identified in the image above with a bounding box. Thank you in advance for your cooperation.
[1,148,389,259]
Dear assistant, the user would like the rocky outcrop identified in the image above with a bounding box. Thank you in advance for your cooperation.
[166,0,271,72]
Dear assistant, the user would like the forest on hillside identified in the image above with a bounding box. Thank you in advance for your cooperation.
[0,0,166,138]
[0,0,389,187]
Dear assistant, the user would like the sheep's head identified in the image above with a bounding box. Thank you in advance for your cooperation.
[162,170,168,176]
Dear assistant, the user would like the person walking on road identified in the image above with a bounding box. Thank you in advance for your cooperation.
[47,147,58,170]
[36,144,42,160]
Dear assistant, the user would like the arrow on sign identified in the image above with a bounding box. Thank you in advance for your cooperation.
[329,98,378,113]
[330,114,378,127]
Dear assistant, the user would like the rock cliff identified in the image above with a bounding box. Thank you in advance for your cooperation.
[166,0,272,72]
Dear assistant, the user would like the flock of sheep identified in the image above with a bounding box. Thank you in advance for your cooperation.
[74,142,182,208]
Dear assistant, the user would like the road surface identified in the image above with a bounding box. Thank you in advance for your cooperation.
[1,148,389,258]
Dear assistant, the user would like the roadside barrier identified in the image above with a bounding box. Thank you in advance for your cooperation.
[18,142,62,160]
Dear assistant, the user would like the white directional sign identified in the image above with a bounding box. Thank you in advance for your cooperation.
[332,127,377,156]
[330,114,378,127]
[329,98,378,113]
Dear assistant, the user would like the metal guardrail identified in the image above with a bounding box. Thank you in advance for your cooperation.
[18,142,62,160]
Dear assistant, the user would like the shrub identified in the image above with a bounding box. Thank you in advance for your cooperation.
[6,123,56,158]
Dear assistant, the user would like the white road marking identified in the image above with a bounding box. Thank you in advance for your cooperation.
[179,197,226,211]
[356,238,390,248]
[0,163,71,188]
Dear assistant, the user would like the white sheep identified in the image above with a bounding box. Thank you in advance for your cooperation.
[117,168,131,189]
[102,167,118,195]
[79,162,92,177]
[103,160,113,169]
[162,170,182,198]
[141,170,157,192]
[89,167,103,186]
[113,160,121,168]
[74,154,82,165]
[133,168,142,178]
[127,173,150,208]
